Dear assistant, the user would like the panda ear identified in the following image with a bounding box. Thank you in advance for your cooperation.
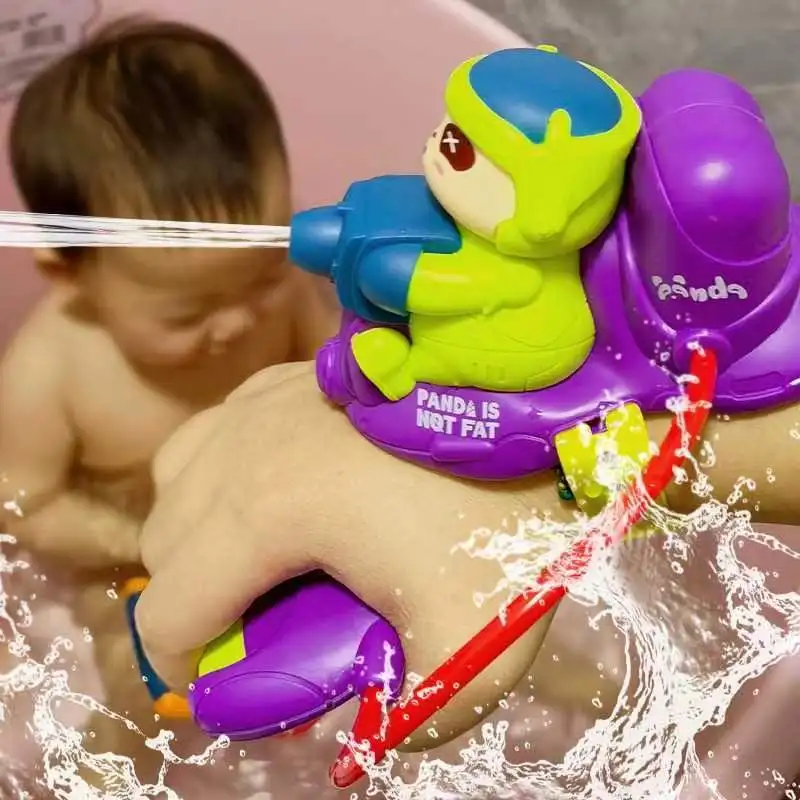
[544,108,573,143]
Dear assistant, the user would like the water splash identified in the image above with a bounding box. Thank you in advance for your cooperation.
[0,532,227,798]
[349,436,800,799]
[0,211,291,248]
[1,436,800,798]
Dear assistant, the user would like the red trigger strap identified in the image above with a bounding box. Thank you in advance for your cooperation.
[330,349,718,789]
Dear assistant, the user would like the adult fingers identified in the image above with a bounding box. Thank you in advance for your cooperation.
[135,497,313,691]
[151,405,224,491]
[139,459,213,574]
[224,360,314,403]
[150,361,313,495]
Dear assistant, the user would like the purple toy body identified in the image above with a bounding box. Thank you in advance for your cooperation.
[188,69,800,741]
[190,573,403,739]
[317,70,800,479]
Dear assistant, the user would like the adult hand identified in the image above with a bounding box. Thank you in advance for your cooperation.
[134,358,800,750]
[133,361,566,749]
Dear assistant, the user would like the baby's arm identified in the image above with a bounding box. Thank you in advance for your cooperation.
[0,333,140,571]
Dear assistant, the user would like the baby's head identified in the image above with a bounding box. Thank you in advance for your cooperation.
[9,18,290,368]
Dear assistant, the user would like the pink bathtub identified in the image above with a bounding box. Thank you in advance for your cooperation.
[0,1,798,797]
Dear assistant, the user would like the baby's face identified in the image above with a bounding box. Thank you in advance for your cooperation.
[86,246,289,368]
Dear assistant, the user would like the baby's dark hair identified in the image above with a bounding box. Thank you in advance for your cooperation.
[9,17,287,258]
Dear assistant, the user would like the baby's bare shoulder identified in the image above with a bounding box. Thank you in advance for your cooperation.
[1,291,119,414]
[0,294,79,495]
[1,293,73,385]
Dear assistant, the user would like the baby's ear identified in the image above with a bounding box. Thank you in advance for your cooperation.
[32,248,77,282]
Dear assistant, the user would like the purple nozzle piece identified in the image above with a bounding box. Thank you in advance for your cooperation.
[288,206,343,276]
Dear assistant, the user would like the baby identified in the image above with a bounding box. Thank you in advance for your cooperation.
[0,17,336,787]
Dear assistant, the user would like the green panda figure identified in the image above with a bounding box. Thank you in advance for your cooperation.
[351,45,642,400]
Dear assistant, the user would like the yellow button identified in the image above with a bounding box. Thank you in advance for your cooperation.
[554,403,651,521]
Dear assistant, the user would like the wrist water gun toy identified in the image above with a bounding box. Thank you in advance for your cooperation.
[125,45,800,788]
[122,571,401,739]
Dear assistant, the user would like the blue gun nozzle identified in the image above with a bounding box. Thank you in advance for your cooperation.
[289,206,344,276]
